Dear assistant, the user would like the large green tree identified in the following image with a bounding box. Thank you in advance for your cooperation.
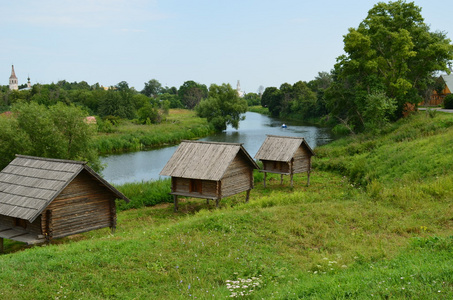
[178,80,208,109]
[141,79,162,98]
[328,0,453,131]
[195,83,247,131]
[5,102,101,171]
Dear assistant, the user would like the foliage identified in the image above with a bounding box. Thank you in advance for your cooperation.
[157,92,183,108]
[326,0,453,133]
[93,109,214,153]
[0,114,32,168]
[178,80,208,109]
[141,79,162,97]
[243,92,261,106]
[0,102,101,171]
[443,94,453,109]
[98,89,136,119]
[362,91,397,130]
[260,86,280,116]
[136,101,167,125]
[195,83,248,131]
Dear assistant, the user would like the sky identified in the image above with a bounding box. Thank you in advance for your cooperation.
[2,0,453,94]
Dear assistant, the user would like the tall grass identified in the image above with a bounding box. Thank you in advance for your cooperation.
[114,179,173,211]
[315,111,453,187]
[94,109,214,154]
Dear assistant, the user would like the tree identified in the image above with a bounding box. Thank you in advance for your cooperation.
[49,103,99,164]
[0,114,32,168]
[328,0,453,131]
[99,82,136,119]
[9,102,101,171]
[178,80,208,109]
[141,79,162,98]
[137,102,161,124]
[244,92,261,106]
[261,87,282,117]
[289,81,317,118]
[158,93,183,108]
[195,83,247,131]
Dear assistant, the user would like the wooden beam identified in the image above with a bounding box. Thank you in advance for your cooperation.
[174,195,179,212]
[280,174,284,185]
[246,190,251,203]
[0,237,3,254]
[291,173,294,187]
[263,172,267,188]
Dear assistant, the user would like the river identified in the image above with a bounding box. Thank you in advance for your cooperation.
[100,112,333,185]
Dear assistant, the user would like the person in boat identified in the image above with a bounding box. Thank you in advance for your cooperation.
[281,123,287,128]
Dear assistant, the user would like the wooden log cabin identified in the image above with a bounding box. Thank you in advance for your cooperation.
[427,74,453,106]
[255,135,315,187]
[160,141,259,211]
[0,155,129,252]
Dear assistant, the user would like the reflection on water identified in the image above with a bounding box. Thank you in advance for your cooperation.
[100,112,333,185]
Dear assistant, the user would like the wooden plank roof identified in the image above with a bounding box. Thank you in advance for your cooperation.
[160,141,259,181]
[0,155,129,223]
[254,135,315,162]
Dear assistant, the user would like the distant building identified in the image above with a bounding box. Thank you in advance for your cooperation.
[8,65,32,91]
[427,74,453,106]
[236,80,244,98]
[9,65,18,91]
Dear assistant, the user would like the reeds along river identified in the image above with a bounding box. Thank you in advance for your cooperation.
[100,112,334,185]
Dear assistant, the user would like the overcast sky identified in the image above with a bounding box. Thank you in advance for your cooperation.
[2,0,453,93]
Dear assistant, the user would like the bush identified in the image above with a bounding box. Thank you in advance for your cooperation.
[443,94,453,109]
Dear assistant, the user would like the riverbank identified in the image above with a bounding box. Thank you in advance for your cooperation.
[248,105,334,127]
[1,110,453,298]
[93,109,215,154]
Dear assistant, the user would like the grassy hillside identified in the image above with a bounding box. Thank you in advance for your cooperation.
[1,111,453,299]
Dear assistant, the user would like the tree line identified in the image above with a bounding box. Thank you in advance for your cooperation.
[260,0,453,133]
[1,1,452,168]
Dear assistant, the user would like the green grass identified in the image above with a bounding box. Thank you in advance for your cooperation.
[248,105,269,115]
[1,111,453,299]
[94,109,214,154]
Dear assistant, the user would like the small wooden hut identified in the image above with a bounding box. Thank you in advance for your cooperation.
[255,135,315,187]
[160,141,259,211]
[0,155,129,252]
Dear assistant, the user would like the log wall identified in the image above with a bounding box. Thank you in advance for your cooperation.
[172,177,218,198]
[41,170,116,239]
[262,160,290,174]
[221,153,253,198]
[293,147,311,173]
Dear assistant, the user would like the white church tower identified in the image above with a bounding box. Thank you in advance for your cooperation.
[9,65,18,91]
[236,80,244,98]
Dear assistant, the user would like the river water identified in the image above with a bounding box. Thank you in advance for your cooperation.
[100,112,333,185]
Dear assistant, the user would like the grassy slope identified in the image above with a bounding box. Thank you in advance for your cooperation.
[1,111,453,299]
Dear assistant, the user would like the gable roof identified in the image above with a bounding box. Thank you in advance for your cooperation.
[441,74,453,92]
[254,135,315,162]
[160,140,259,181]
[0,155,129,223]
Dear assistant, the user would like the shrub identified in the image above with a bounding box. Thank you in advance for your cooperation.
[443,94,453,109]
